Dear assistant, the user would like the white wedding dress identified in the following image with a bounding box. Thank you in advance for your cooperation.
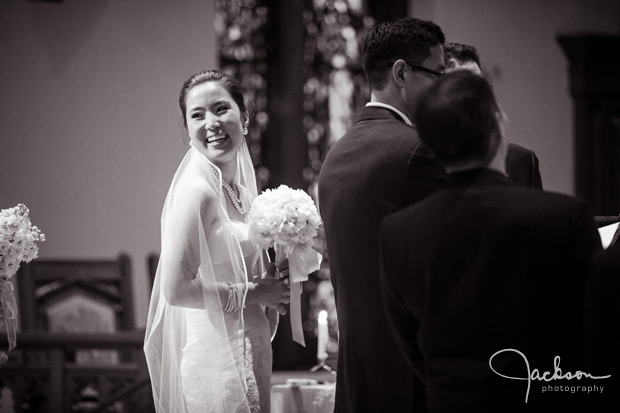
[145,146,277,413]
[180,221,273,413]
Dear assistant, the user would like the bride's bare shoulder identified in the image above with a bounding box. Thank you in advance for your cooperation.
[172,176,220,220]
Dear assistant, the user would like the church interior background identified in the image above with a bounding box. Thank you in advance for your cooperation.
[0,0,618,411]
[214,0,405,370]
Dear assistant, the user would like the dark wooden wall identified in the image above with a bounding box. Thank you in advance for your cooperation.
[558,35,620,216]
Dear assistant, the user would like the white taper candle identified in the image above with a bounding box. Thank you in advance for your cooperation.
[317,310,328,361]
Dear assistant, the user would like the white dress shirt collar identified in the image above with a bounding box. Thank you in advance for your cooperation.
[365,102,413,126]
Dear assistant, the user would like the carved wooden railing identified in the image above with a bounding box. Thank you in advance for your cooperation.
[0,331,154,413]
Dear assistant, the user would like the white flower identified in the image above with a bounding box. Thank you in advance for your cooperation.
[0,204,45,280]
[248,185,321,254]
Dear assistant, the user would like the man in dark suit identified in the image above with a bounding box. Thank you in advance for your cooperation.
[585,235,620,411]
[380,71,602,412]
[318,17,447,413]
[444,42,543,189]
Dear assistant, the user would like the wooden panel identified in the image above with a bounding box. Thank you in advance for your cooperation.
[0,331,153,413]
[16,254,134,332]
[558,35,620,215]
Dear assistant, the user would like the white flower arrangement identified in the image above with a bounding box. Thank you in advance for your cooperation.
[247,185,322,346]
[0,203,45,280]
[248,185,322,254]
[1,203,45,357]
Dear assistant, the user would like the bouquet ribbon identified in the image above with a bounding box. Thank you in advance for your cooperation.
[0,280,17,351]
[282,245,322,347]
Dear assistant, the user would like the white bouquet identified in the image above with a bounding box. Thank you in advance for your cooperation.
[0,203,45,355]
[248,185,322,346]
[248,185,322,253]
[1,204,45,280]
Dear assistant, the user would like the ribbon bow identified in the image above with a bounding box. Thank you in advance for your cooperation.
[276,244,322,346]
[0,280,18,351]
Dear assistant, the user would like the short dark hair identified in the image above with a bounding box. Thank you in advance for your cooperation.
[362,17,445,90]
[444,42,481,69]
[179,69,248,128]
[413,71,500,165]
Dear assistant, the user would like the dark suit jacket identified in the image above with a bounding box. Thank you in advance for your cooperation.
[318,106,447,413]
[585,240,620,412]
[380,169,601,412]
[506,143,543,189]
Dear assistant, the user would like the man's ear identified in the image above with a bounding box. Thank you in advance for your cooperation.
[391,60,408,89]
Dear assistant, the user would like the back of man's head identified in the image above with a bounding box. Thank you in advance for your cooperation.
[444,42,481,69]
[413,71,501,167]
[362,17,445,91]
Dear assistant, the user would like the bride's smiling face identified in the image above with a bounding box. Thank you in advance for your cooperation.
[185,81,246,167]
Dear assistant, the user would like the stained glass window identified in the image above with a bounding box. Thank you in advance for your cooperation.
[215,0,272,190]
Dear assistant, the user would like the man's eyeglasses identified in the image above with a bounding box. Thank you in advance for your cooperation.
[404,61,444,77]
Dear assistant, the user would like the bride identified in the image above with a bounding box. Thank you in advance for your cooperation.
[144,70,290,413]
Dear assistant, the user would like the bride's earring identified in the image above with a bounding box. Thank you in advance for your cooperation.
[243,114,249,135]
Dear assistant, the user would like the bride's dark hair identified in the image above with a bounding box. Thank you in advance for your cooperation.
[179,69,248,128]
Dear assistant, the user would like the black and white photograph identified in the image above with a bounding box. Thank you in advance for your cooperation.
[1,0,619,412]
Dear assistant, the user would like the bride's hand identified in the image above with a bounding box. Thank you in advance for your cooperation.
[276,259,289,283]
[253,278,290,315]
[248,263,290,314]
[265,260,290,282]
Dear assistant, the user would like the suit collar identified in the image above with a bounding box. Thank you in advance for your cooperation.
[357,105,412,125]
[365,102,412,125]
[448,168,513,187]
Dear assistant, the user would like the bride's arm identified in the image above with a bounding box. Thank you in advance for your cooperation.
[160,181,289,312]
[161,182,228,309]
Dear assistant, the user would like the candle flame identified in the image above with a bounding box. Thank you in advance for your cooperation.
[318,310,328,322]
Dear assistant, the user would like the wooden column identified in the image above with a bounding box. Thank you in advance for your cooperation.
[558,34,620,215]
[264,0,307,190]
[266,0,316,370]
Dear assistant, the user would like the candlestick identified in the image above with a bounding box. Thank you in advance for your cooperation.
[317,310,328,362]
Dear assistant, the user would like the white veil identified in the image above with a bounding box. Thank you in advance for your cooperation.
[144,141,274,412]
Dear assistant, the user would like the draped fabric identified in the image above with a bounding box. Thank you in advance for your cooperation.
[144,143,277,412]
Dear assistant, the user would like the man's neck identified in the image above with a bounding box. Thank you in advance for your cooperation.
[445,161,487,175]
[447,132,507,175]
[370,87,411,117]
[445,156,507,176]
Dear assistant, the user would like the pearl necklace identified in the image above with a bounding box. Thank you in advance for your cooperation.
[208,164,246,215]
